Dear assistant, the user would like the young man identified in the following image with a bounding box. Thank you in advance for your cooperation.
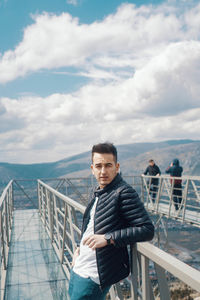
[166,159,183,210]
[143,159,161,203]
[69,143,154,300]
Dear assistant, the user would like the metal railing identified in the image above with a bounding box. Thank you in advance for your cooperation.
[45,175,200,228]
[38,179,84,279]
[142,175,200,227]
[52,176,143,205]
[37,179,200,299]
[0,181,13,300]
[131,242,200,300]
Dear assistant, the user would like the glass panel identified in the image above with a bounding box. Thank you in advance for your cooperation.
[5,209,68,300]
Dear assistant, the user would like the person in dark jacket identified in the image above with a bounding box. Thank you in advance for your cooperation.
[143,159,161,203]
[69,143,154,300]
[166,159,183,210]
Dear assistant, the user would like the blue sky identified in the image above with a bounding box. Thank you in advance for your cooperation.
[0,0,163,98]
[0,0,200,163]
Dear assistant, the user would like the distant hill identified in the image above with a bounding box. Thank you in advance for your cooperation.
[0,139,200,181]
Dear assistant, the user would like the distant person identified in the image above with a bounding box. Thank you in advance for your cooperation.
[143,159,161,203]
[166,159,183,211]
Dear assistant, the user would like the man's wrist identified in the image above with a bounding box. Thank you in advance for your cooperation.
[104,233,114,245]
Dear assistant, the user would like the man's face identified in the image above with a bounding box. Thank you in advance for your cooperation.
[91,153,120,189]
[149,161,155,167]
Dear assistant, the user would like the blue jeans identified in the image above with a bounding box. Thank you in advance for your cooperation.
[68,270,110,300]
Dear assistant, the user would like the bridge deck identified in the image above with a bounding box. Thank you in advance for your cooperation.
[4,209,68,300]
[145,201,200,226]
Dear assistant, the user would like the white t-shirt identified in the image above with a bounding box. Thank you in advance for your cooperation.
[73,197,100,284]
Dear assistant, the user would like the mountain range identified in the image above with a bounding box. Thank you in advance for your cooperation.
[0,139,200,181]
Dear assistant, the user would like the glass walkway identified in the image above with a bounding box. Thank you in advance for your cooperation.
[4,209,68,300]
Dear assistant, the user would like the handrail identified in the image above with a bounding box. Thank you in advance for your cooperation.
[0,180,13,300]
[137,242,200,292]
[0,181,13,207]
[37,179,85,280]
[143,174,200,180]
[37,179,85,213]
[142,175,200,227]
[37,179,200,299]
[41,174,200,228]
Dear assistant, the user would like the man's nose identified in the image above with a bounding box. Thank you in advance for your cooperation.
[101,167,106,174]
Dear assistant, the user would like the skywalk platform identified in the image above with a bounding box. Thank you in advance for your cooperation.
[1,178,200,300]
[4,209,68,300]
[144,202,200,226]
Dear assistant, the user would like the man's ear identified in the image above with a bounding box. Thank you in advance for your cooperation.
[116,163,120,173]
[91,164,94,175]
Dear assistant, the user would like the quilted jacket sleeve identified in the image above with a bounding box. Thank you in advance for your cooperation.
[110,186,154,247]
[143,166,149,175]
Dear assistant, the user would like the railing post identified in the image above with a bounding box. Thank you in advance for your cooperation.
[154,263,170,300]
[141,255,154,300]
[131,244,139,300]
[141,175,145,203]
[168,178,174,217]
[4,196,9,247]
[44,187,47,226]
[37,181,42,216]
[41,185,45,223]
[142,176,150,207]
[61,203,67,264]
[156,177,163,213]
[53,193,62,257]
[182,179,189,223]
[7,186,11,230]
[11,181,14,216]
[109,286,116,300]
[47,191,53,241]
[67,205,76,253]
[191,179,200,201]
[115,282,124,300]
[0,209,6,270]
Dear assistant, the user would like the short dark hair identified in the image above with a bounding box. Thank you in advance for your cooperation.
[149,159,154,163]
[92,142,118,162]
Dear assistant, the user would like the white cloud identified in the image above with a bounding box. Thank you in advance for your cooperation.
[67,0,78,6]
[1,1,200,163]
[0,2,198,83]
[1,38,200,163]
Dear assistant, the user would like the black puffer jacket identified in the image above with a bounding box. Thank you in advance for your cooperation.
[144,164,161,184]
[81,174,154,289]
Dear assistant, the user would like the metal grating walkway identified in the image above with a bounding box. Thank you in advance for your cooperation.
[4,209,69,300]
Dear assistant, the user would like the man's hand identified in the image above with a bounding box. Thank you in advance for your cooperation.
[72,247,80,267]
[83,234,108,250]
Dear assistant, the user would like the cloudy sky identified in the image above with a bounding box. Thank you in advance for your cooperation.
[0,0,200,163]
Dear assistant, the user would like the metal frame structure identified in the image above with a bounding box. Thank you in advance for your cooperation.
[37,179,200,300]
[45,174,200,247]
[142,175,200,227]
[0,181,13,300]
[47,175,200,228]
[38,179,84,279]
[131,242,200,300]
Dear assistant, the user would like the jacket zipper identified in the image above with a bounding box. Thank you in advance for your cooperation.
[93,196,104,290]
